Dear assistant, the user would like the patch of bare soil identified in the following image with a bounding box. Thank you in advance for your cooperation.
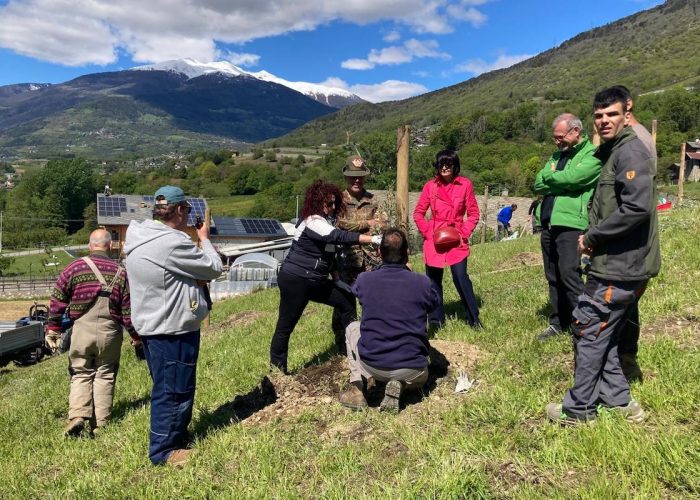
[643,308,699,349]
[232,340,486,427]
[0,300,47,321]
[499,252,543,270]
[213,311,268,330]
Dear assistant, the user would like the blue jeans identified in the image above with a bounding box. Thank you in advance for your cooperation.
[142,331,200,465]
[426,258,480,327]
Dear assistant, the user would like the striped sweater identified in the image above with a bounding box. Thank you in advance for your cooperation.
[48,251,137,338]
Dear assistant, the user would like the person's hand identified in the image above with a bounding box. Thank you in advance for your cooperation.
[371,234,383,245]
[577,235,591,255]
[195,222,209,242]
[45,332,61,353]
[130,338,145,360]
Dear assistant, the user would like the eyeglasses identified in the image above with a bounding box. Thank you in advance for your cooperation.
[179,204,192,214]
[324,200,336,207]
[438,164,454,171]
[552,128,575,142]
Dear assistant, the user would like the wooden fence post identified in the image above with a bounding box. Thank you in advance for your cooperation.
[679,142,686,205]
[396,125,410,232]
[480,185,489,244]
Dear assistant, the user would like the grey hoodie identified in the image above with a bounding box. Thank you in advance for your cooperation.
[124,219,223,336]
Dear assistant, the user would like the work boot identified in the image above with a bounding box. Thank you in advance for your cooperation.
[619,353,643,383]
[338,382,367,410]
[545,403,593,426]
[380,380,403,414]
[64,417,85,437]
[537,325,563,342]
[165,449,196,467]
[612,400,646,423]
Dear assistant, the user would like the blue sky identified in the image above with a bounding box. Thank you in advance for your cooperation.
[0,0,663,102]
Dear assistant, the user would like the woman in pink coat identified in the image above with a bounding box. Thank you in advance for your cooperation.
[413,149,481,328]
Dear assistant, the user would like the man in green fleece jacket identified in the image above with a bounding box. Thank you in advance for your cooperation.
[534,113,601,341]
[547,87,660,425]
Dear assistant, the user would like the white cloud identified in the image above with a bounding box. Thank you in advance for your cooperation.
[319,76,427,102]
[342,38,450,70]
[383,29,400,42]
[446,5,487,27]
[341,58,375,70]
[218,50,260,67]
[454,53,533,76]
[0,0,491,66]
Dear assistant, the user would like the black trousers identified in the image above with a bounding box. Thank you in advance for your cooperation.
[426,257,480,327]
[270,270,357,372]
[540,227,584,331]
[618,298,642,356]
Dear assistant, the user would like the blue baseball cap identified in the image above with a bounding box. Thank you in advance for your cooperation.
[154,185,190,206]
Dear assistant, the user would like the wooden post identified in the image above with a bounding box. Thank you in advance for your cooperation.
[202,207,212,328]
[396,125,410,232]
[679,142,686,205]
[651,119,658,170]
[480,185,489,244]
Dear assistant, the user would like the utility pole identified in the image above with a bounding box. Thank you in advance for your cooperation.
[0,211,3,254]
[396,125,410,232]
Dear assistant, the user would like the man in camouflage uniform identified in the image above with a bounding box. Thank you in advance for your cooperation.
[332,155,388,353]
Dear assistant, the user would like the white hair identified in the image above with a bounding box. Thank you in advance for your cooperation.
[552,113,582,131]
[89,231,112,246]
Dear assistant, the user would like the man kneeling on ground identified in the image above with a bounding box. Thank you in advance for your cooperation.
[339,228,440,413]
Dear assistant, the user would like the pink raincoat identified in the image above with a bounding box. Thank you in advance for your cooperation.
[413,176,480,267]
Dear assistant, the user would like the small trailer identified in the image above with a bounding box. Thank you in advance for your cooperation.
[0,304,49,367]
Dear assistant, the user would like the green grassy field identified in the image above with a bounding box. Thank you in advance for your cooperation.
[2,251,73,280]
[206,195,256,217]
[0,204,698,498]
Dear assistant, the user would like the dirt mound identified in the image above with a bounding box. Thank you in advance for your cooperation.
[642,308,699,349]
[230,339,485,426]
[499,252,543,270]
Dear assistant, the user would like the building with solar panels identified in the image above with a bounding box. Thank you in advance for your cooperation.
[95,193,211,255]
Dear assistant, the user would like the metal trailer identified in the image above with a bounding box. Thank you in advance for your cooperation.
[0,304,49,367]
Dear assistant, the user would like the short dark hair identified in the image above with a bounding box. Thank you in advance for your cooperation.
[511,203,518,210]
[380,228,409,264]
[593,87,628,113]
[434,149,461,176]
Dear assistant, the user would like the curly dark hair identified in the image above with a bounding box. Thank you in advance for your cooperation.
[301,179,345,219]
[434,149,461,177]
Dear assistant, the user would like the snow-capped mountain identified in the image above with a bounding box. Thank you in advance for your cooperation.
[133,59,365,108]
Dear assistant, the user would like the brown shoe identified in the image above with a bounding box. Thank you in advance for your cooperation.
[339,382,367,410]
[380,380,403,414]
[64,417,85,437]
[166,449,195,467]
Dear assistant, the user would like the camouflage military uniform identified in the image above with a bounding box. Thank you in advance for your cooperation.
[332,189,388,347]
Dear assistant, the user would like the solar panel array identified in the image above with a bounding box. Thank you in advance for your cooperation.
[188,199,207,227]
[97,196,127,217]
[241,218,284,235]
[212,217,285,237]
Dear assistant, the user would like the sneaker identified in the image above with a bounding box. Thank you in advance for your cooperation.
[64,417,85,437]
[619,354,643,383]
[165,449,195,467]
[545,403,593,426]
[537,325,563,342]
[380,380,403,414]
[338,383,367,410]
[612,400,646,423]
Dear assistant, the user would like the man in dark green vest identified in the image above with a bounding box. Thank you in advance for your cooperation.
[547,87,660,425]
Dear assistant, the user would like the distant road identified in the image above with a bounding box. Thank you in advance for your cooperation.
[1,244,88,257]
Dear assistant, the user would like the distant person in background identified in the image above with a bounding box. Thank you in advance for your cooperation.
[269,180,381,374]
[610,84,657,382]
[413,149,481,329]
[332,156,388,354]
[48,228,139,438]
[124,185,222,467]
[496,203,517,240]
[534,113,601,341]
[547,87,660,425]
[338,228,439,413]
[528,197,542,234]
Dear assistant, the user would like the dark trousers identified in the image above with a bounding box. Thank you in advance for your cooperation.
[541,227,583,331]
[270,270,357,372]
[618,302,641,356]
[562,277,647,420]
[332,266,363,347]
[141,331,200,465]
[426,258,480,327]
